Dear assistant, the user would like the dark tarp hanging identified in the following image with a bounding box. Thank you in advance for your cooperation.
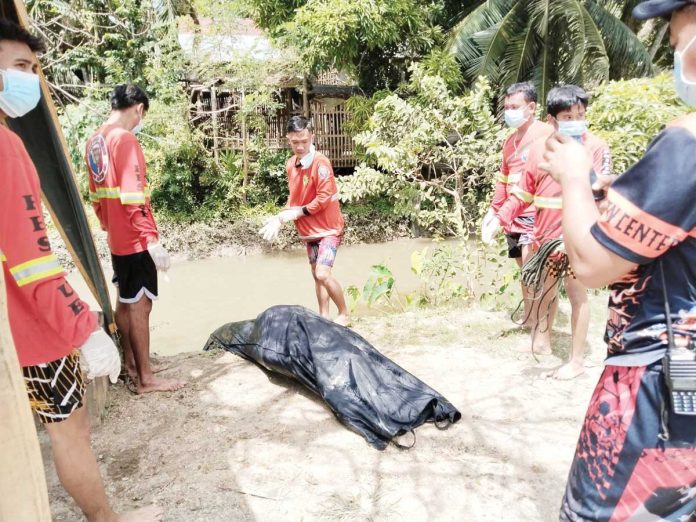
[1,0,114,328]
[204,305,461,450]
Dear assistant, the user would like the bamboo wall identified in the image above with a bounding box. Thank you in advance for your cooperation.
[188,86,356,169]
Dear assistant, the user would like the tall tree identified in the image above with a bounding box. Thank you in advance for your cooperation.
[448,0,654,108]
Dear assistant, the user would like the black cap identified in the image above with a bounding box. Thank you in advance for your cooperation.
[633,0,694,19]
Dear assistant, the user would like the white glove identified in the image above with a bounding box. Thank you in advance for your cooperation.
[278,206,304,223]
[481,213,501,245]
[147,242,171,271]
[481,208,495,237]
[259,216,283,242]
[79,329,121,384]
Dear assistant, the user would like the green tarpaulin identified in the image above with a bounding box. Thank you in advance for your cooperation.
[1,0,114,328]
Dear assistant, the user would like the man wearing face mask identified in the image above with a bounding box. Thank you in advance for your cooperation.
[86,85,185,393]
[541,2,696,519]
[0,20,163,522]
[482,82,553,326]
[494,85,613,379]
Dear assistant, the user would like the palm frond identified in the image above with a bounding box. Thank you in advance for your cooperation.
[584,0,653,79]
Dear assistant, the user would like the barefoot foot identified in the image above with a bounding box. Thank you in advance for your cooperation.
[334,314,352,327]
[137,377,187,394]
[512,343,552,356]
[545,361,585,380]
[117,505,164,522]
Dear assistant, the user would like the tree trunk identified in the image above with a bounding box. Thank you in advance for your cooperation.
[0,268,52,521]
[241,88,249,200]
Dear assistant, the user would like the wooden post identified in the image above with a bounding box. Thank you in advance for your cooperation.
[0,269,52,521]
[302,77,310,118]
[210,86,220,164]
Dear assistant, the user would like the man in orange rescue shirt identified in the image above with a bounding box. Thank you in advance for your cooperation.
[86,84,185,393]
[0,19,162,521]
[260,116,350,326]
[482,81,553,325]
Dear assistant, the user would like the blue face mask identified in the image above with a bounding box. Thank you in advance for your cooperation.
[132,117,143,134]
[674,33,696,107]
[0,68,41,118]
[557,120,587,139]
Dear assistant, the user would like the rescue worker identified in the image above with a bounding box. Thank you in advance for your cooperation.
[0,19,162,521]
[542,1,696,518]
[86,84,185,393]
[260,116,350,326]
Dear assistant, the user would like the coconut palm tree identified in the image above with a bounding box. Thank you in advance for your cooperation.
[448,0,654,108]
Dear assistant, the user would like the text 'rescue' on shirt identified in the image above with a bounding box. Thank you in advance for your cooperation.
[286,146,344,241]
[85,124,159,255]
[0,125,96,367]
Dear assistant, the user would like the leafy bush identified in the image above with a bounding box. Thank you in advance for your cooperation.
[589,74,689,174]
[339,66,505,237]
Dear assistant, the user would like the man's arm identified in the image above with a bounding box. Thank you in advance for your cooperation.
[542,129,696,288]
[303,161,338,215]
[495,168,534,228]
[112,134,159,244]
[0,158,96,347]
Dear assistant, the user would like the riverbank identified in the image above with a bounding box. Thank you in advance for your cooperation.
[43,302,609,521]
[49,207,415,270]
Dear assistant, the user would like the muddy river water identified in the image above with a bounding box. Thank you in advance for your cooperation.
[69,238,490,356]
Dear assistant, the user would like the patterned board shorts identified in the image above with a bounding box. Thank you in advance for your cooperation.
[22,349,85,424]
[306,235,343,267]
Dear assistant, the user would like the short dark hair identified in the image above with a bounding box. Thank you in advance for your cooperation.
[0,19,45,53]
[546,85,589,117]
[287,115,313,134]
[110,84,149,112]
[505,81,537,103]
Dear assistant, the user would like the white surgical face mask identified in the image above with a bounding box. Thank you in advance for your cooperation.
[557,120,587,139]
[131,112,144,134]
[504,104,533,129]
[0,68,41,118]
[674,33,696,107]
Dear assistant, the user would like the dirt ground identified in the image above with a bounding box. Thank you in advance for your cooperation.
[43,301,610,522]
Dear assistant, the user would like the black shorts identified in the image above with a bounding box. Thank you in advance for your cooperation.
[111,251,158,304]
[505,232,532,259]
[22,350,85,424]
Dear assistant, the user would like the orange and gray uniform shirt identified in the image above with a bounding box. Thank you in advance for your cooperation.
[85,124,159,256]
[490,120,554,234]
[286,145,345,241]
[0,125,96,367]
[496,130,612,247]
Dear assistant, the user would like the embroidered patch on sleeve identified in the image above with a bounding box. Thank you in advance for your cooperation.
[318,165,330,180]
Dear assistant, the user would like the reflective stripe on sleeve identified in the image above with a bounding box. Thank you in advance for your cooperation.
[533,196,563,209]
[120,192,146,205]
[511,186,534,203]
[9,254,64,287]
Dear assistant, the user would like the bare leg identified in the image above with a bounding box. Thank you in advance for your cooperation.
[515,266,557,355]
[311,264,331,319]
[550,276,589,380]
[124,297,185,394]
[518,244,534,328]
[45,407,163,522]
[314,264,350,326]
[115,300,136,382]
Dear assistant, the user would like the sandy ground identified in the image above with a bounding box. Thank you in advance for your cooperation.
[43,301,610,522]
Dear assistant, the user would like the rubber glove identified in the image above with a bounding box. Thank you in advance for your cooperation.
[147,241,171,271]
[79,329,121,383]
[481,211,501,245]
[259,216,283,242]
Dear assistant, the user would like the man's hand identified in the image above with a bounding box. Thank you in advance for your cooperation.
[539,132,592,182]
[592,174,617,213]
[147,242,171,271]
[481,210,501,245]
[79,329,121,384]
[259,216,283,242]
